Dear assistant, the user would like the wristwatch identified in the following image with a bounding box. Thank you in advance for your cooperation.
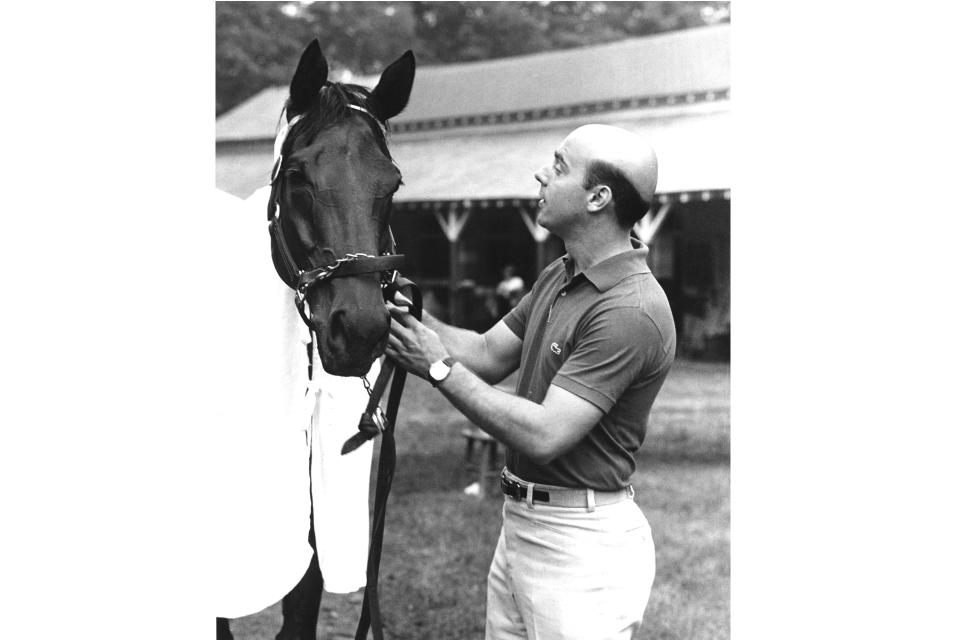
[427,357,456,387]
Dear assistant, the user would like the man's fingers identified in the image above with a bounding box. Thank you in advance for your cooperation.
[387,333,404,351]
[392,290,413,306]
[385,301,414,327]
[388,322,413,346]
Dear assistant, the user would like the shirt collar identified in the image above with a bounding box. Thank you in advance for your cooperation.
[562,237,651,292]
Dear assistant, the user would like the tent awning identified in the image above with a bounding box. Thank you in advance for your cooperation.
[390,106,730,202]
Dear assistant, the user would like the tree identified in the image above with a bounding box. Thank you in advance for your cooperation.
[410,2,552,63]
[216,2,313,115]
[216,1,730,116]
[301,1,419,73]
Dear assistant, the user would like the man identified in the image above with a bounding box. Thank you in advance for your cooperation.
[386,124,676,639]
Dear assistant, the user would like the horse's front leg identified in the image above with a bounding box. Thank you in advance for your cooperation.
[216,617,234,640]
[275,552,324,640]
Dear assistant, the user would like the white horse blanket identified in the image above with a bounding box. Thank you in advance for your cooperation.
[206,187,375,619]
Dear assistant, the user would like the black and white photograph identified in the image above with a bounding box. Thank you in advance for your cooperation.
[6,2,959,640]
[214,2,729,638]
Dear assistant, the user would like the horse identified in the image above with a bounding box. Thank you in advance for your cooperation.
[216,41,416,640]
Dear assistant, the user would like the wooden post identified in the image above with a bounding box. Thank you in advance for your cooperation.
[433,202,472,325]
[449,229,460,324]
[634,199,673,245]
[519,208,551,273]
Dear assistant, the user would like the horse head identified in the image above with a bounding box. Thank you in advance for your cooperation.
[268,41,415,376]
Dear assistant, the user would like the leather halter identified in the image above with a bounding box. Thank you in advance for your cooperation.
[267,103,407,324]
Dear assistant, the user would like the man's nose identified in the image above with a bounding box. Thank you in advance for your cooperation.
[534,167,548,185]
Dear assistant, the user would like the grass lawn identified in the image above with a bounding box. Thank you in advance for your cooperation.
[228,359,729,639]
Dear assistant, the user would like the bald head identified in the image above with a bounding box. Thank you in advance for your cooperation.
[566,124,658,204]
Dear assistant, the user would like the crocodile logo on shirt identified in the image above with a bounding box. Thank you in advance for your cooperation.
[550,342,562,355]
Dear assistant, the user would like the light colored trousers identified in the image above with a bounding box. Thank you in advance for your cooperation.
[485,485,655,639]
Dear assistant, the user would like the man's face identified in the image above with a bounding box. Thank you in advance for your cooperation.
[534,134,591,235]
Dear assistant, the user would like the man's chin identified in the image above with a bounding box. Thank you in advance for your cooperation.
[536,212,553,232]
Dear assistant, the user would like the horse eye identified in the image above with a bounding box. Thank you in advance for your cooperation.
[285,168,308,185]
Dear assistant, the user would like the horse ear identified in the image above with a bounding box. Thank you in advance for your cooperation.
[288,40,329,120]
[367,50,416,122]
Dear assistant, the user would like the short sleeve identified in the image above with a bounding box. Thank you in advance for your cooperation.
[552,307,666,413]
[501,290,531,339]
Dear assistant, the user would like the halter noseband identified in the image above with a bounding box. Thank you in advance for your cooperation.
[267,101,407,324]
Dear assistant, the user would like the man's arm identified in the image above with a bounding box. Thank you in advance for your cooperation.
[386,303,602,463]
[389,298,521,384]
[436,363,602,464]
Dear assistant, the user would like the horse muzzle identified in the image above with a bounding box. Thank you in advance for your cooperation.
[313,303,390,376]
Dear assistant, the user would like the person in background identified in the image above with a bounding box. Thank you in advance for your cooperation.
[495,264,526,317]
[386,123,676,639]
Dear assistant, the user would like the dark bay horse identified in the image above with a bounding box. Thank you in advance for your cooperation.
[217,40,415,640]
[269,41,414,377]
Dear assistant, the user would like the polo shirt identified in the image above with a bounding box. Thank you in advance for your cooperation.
[502,240,676,490]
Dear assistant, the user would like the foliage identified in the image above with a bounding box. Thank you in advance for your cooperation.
[216,1,730,116]
[215,2,314,115]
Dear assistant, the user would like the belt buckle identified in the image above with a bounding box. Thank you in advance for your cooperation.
[500,475,521,500]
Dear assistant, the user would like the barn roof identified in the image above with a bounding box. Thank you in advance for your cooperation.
[216,24,729,142]
[390,103,730,202]
[397,23,729,125]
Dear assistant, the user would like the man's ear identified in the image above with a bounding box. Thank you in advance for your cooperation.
[586,185,613,213]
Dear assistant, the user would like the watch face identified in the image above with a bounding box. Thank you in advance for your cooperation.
[429,360,451,384]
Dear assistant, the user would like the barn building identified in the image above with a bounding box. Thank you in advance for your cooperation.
[216,24,730,359]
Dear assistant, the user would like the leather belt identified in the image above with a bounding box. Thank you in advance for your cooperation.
[499,468,634,508]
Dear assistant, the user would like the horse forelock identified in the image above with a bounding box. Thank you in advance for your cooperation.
[279,83,393,162]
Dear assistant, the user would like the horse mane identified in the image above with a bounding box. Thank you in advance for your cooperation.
[278,83,394,162]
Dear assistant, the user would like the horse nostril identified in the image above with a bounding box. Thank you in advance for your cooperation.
[326,306,390,347]
[327,308,349,344]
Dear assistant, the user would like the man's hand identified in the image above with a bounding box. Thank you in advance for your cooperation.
[385,295,449,380]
